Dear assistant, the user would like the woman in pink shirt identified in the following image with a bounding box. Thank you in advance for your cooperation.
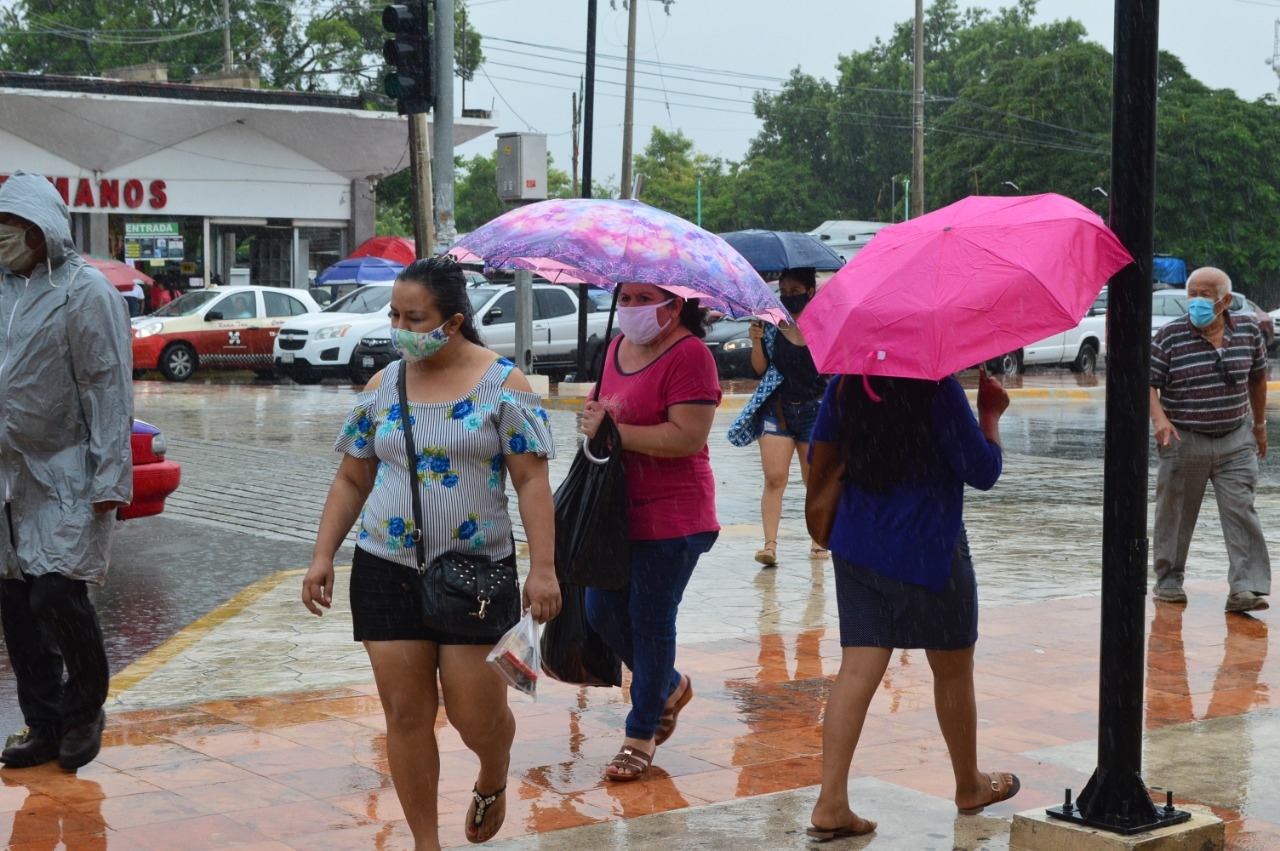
[580,282,721,782]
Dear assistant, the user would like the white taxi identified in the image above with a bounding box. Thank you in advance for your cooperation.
[131,285,321,381]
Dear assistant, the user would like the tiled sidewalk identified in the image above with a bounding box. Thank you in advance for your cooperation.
[1,582,1275,850]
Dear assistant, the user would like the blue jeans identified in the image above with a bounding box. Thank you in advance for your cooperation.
[586,531,718,740]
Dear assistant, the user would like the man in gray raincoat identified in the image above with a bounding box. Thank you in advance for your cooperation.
[0,171,133,770]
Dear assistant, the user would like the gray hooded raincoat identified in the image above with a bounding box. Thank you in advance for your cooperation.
[0,171,133,584]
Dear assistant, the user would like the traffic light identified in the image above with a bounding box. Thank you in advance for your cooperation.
[382,2,432,115]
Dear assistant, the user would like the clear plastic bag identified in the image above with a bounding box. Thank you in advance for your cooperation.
[486,610,540,699]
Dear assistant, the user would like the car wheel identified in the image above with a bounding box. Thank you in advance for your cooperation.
[1071,342,1099,374]
[131,369,146,380]
[986,350,1021,377]
[286,368,323,385]
[158,342,196,382]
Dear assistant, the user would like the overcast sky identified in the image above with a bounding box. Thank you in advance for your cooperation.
[451,0,1280,184]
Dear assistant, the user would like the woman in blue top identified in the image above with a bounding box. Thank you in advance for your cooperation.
[804,368,1019,840]
[302,258,561,849]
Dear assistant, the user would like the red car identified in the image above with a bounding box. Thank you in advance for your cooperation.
[123,420,181,520]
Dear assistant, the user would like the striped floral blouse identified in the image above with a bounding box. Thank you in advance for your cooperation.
[335,357,555,568]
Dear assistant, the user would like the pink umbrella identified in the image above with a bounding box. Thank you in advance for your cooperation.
[453,199,787,323]
[799,193,1133,380]
[446,245,597,285]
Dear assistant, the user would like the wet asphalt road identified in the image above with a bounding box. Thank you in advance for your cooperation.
[3,365,1277,736]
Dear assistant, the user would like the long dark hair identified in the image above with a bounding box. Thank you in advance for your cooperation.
[658,287,708,339]
[834,374,941,495]
[399,257,484,345]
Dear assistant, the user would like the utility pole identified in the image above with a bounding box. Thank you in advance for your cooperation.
[410,114,435,260]
[222,0,232,72]
[571,90,581,197]
[576,0,598,381]
[433,0,456,248]
[620,0,639,199]
[912,0,925,217]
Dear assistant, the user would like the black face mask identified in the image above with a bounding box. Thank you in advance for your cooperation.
[780,292,812,315]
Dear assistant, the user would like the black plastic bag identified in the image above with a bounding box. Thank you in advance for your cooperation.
[552,414,630,590]
[540,582,622,687]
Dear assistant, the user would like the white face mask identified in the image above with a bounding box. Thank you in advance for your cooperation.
[617,298,674,345]
[0,223,36,271]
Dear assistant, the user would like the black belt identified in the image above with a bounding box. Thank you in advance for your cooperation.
[1184,422,1244,438]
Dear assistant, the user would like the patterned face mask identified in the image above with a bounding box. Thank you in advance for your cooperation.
[392,321,451,362]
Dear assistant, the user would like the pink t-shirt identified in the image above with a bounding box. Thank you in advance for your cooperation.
[596,334,722,540]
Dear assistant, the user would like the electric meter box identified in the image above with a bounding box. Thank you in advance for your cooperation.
[496,132,548,201]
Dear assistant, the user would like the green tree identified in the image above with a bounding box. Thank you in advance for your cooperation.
[631,128,733,228]
[0,0,484,95]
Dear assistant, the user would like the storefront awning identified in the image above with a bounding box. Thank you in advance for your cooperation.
[0,78,496,181]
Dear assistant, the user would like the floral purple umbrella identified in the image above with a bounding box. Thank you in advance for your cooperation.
[451,199,788,323]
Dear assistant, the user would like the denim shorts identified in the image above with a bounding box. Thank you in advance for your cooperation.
[759,398,822,443]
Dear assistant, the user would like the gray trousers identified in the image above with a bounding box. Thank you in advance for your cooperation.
[1153,424,1272,596]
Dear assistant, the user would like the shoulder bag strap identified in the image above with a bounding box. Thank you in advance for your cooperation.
[397,363,427,572]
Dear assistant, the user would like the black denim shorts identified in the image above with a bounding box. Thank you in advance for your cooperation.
[349,546,513,644]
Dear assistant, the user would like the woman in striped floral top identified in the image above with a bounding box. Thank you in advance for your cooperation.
[302,258,561,848]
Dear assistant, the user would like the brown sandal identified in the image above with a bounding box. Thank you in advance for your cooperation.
[604,745,653,782]
[465,784,506,843]
[654,675,693,746]
[957,771,1020,815]
[754,541,778,566]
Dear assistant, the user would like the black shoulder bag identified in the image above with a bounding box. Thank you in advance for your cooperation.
[398,363,520,639]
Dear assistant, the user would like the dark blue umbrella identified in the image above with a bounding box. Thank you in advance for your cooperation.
[718,229,846,273]
[314,256,405,286]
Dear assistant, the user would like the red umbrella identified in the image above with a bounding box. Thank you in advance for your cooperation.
[349,236,417,266]
[84,255,153,293]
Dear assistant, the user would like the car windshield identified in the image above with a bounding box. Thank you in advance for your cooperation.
[324,285,392,314]
[152,291,220,317]
[468,287,502,315]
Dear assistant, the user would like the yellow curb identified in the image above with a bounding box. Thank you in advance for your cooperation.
[108,565,349,698]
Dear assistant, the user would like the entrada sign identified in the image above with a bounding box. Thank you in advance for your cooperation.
[0,174,167,210]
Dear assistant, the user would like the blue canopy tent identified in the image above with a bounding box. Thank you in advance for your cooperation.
[315,256,405,286]
[1152,256,1186,287]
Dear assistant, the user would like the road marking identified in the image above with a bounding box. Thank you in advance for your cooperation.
[107,565,351,698]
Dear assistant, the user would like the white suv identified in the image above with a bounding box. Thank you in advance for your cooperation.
[986,289,1108,376]
[273,284,393,384]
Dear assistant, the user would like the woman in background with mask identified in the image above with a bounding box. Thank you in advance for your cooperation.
[302,257,561,849]
[728,267,829,566]
[580,282,721,782]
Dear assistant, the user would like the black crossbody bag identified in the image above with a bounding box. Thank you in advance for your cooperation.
[398,363,520,639]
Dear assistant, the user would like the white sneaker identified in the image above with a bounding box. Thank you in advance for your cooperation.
[1225,591,1269,613]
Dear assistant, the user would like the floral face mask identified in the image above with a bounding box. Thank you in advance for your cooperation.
[392,321,451,362]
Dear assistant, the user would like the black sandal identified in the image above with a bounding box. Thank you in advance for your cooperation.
[465,784,507,843]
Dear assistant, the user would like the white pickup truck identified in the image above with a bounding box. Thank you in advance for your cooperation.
[985,289,1108,376]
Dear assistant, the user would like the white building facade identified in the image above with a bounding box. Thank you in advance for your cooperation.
[0,74,494,289]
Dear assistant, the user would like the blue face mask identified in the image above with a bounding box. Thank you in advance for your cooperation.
[1186,297,1219,329]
